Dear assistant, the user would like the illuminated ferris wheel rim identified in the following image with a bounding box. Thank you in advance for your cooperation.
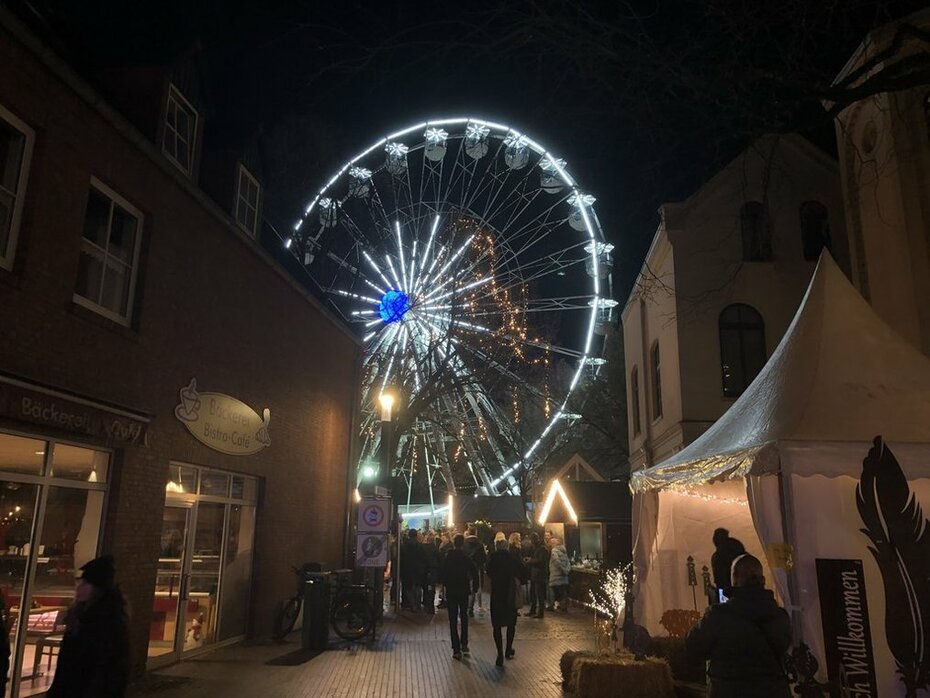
[286,117,612,493]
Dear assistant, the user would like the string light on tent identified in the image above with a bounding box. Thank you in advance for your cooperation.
[668,488,749,507]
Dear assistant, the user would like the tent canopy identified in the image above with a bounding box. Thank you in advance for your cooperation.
[631,252,930,492]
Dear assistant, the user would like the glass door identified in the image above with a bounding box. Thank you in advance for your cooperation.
[146,504,191,667]
[147,464,257,668]
[180,501,225,655]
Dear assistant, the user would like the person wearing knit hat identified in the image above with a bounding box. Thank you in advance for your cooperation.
[48,554,130,697]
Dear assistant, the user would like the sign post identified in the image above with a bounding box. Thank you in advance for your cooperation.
[357,496,392,623]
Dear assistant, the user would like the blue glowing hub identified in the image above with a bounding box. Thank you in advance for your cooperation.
[378,289,411,323]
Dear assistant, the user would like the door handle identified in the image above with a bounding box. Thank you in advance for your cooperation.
[180,573,190,601]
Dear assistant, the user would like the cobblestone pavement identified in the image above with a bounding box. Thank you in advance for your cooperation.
[131,596,595,697]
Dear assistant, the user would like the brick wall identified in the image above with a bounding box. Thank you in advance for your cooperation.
[0,16,360,677]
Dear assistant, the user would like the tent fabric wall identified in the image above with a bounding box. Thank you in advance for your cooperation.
[746,473,793,622]
[781,441,930,697]
[636,481,771,636]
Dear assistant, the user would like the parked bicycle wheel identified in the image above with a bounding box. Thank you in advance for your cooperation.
[331,592,373,641]
[272,597,302,640]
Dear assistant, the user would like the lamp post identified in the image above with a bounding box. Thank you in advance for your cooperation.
[378,391,396,612]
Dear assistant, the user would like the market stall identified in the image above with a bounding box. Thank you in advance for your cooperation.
[630,254,930,696]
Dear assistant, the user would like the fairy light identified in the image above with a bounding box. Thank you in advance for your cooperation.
[667,488,749,507]
[538,478,578,525]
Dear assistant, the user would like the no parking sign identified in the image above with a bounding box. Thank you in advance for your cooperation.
[357,497,391,533]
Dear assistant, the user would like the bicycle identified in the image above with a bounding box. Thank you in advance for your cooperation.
[272,565,375,642]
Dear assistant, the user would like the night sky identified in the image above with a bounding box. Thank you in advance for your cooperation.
[12,0,926,299]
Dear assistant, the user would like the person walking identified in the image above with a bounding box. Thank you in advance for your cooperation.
[437,531,453,609]
[439,533,479,660]
[463,525,487,617]
[528,532,549,618]
[422,532,441,614]
[686,554,791,697]
[507,532,524,613]
[548,536,571,612]
[487,532,528,666]
[401,528,425,611]
[711,528,746,602]
[48,554,130,698]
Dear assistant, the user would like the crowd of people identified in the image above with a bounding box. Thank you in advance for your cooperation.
[390,524,572,666]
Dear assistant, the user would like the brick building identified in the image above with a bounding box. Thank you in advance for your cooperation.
[0,7,360,695]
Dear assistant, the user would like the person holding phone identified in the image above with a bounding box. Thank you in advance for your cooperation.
[711,528,745,602]
[686,554,790,697]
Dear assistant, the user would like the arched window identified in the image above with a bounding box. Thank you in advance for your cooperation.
[650,341,663,419]
[799,201,831,261]
[630,366,641,436]
[719,304,766,397]
[740,202,772,262]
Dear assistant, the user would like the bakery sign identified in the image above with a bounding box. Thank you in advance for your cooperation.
[174,379,270,456]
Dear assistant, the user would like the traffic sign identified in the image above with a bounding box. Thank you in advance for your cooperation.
[356,533,388,567]
[357,497,391,533]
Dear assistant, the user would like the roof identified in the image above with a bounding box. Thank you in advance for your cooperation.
[454,496,526,524]
[561,481,631,522]
[631,252,930,492]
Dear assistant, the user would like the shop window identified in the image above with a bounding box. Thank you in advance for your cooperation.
[162,86,198,175]
[740,201,772,262]
[579,522,602,560]
[50,443,109,482]
[719,303,766,397]
[0,104,34,271]
[799,201,831,261]
[630,366,641,436]
[0,433,46,475]
[73,179,143,325]
[199,470,230,497]
[650,341,662,420]
[0,431,108,695]
[235,165,261,237]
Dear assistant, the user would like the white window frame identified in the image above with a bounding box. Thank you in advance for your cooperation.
[0,103,35,271]
[234,164,261,238]
[72,177,144,326]
[162,85,198,176]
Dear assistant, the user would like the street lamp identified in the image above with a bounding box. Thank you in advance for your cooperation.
[378,390,396,613]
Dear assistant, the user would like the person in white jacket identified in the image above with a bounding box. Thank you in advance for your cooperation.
[548,537,570,612]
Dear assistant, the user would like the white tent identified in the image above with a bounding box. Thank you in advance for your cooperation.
[630,253,930,696]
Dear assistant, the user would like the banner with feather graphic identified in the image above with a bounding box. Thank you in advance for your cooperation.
[778,440,930,697]
[856,437,930,698]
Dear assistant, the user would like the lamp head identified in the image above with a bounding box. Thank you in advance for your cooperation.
[379,391,395,421]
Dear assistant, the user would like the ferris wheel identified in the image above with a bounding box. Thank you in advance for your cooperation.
[285,118,615,499]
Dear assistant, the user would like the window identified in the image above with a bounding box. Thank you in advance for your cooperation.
[162,86,198,175]
[235,165,261,237]
[650,341,662,420]
[719,304,766,397]
[740,201,772,261]
[74,179,143,324]
[799,201,831,261]
[630,366,641,436]
[0,104,34,270]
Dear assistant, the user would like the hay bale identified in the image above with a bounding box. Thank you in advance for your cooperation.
[569,654,675,698]
[560,650,590,688]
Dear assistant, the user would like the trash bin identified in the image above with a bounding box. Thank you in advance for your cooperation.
[302,571,330,650]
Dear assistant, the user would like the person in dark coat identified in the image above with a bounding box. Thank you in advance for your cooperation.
[421,532,441,614]
[463,525,487,617]
[437,532,453,609]
[48,554,130,698]
[686,554,791,698]
[486,533,528,666]
[401,529,426,611]
[439,534,479,659]
[528,532,550,618]
[711,528,746,600]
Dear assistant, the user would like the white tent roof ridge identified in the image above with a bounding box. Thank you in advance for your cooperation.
[630,251,930,492]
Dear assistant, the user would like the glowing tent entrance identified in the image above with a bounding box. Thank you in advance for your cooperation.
[630,254,930,695]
